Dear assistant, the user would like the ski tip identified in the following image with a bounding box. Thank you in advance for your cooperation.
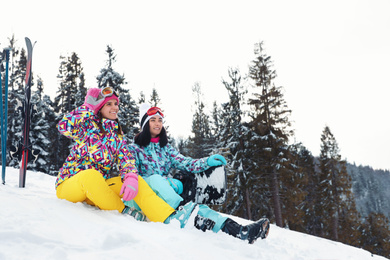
[24,37,37,49]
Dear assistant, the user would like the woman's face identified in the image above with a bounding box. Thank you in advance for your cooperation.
[149,115,163,138]
[100,98,119,120]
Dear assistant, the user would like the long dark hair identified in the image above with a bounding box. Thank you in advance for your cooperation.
[134,122,168,147]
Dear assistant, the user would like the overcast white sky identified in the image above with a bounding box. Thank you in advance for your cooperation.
[2,0,390,170]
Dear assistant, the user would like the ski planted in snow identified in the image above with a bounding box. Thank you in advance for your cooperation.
[18,37,35,188]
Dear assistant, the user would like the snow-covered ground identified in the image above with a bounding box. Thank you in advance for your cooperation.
[0,168,386,260]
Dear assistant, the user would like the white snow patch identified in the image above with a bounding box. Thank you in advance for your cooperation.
[0,167,386,260]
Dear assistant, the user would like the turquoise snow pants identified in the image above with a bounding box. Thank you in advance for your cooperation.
[144,174,228,233]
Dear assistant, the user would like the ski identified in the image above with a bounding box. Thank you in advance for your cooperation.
[0,51,3,184]
[1,48,10,184]
[19,38,35,188]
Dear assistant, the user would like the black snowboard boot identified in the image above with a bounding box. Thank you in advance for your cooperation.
[194,215,216,232]
[221,218,270,244]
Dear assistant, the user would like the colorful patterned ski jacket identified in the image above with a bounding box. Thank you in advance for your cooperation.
[128,142,209,178]
[55,105,138,188]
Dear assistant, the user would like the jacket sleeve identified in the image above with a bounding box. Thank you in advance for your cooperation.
[166,144,209,173]
[127,144,141,170]
[57,105,96,141]
[117,141,139,180]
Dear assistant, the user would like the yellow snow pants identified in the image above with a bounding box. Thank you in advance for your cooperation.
[56,169,174,222]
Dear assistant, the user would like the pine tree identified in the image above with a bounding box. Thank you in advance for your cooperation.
[41,95,58,175]
[360,212,390,258]
[210,101,223,137]
[337,190,362,247]
[96,45,138,140]
[318,125,340,239]
[175,137,189,155]
[53,53,85,170]
[54,53,86,113]
[8,45,28,168]
[29,77,51,173]
[298,146,323,236]
[318,125,360,241]
[75,70,86,106]
[186,82,214,158]
[149,88,161,107]
[247,42,294,227]
[282,143,309,232]
[217,68,254,219]
[138,91,146,104]
[4,35,21,167]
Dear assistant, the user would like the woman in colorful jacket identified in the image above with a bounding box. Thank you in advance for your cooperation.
[55,87,175,222]
[126,103,270,244]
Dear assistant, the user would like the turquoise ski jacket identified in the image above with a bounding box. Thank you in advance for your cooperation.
[128,142,209,178]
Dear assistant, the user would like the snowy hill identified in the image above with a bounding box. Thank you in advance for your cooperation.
[0,168,386,260]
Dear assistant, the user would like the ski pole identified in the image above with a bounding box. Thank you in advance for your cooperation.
[2,48,10,184]
[0,50,3,184]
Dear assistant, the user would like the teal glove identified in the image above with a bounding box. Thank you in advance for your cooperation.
[167,178,183,195]
[207,154,227,167]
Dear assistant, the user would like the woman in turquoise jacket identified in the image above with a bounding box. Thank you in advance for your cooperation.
[126,103,270,244]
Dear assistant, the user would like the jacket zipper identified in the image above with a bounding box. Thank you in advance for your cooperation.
[150,143,162,175]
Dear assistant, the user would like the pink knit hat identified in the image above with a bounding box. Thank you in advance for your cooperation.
[84,87,119,114]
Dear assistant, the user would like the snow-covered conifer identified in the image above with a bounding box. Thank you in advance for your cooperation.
[96,45,138,140]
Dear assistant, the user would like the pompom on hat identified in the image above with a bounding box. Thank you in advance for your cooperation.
[139,103,164,129]
[84,87,119,114]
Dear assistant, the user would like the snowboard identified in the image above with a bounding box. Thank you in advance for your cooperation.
[173,165,227,206]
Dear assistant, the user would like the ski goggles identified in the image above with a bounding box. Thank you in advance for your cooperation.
[97,86,118,101]
[147,107,164,117]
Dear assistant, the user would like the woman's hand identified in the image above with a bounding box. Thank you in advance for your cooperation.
[120,174,138,201]
[207,154,227,167]
[83,88,106,114]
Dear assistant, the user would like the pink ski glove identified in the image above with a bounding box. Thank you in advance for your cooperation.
[83,88,105,113]
[83,87,119,114]
[120,174,138,201]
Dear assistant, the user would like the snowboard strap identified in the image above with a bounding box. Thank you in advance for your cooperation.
[173,171,196,206]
